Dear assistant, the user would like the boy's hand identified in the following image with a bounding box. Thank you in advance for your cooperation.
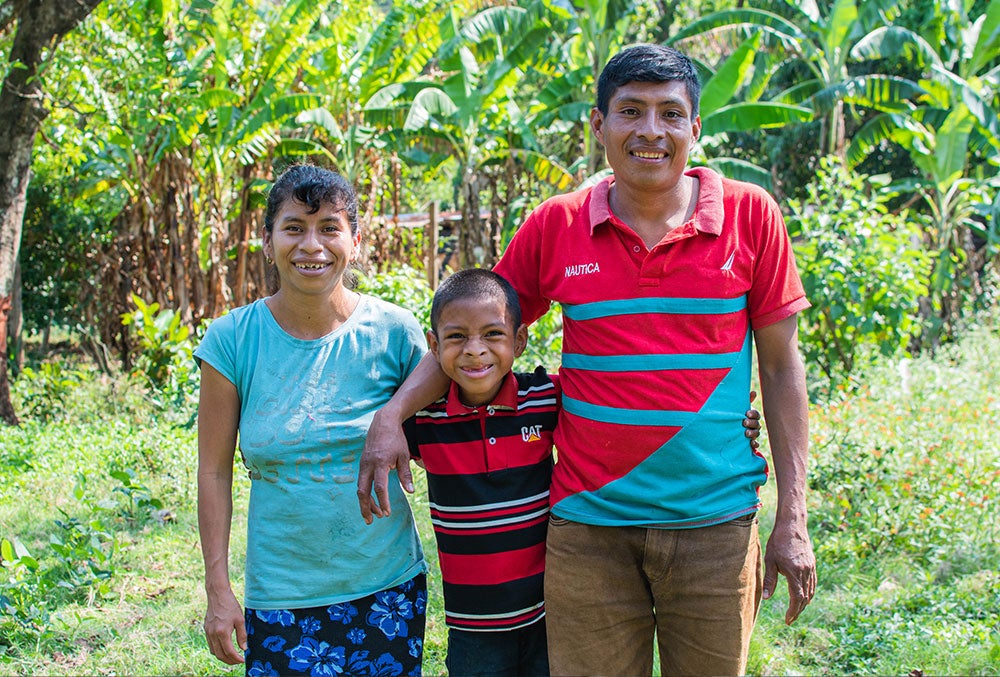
[745,390,762,450]
[357,410,413,524]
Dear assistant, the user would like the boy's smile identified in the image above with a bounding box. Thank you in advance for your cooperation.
[428,296,528,408]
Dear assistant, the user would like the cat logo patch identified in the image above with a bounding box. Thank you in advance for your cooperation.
[521,425,543,443]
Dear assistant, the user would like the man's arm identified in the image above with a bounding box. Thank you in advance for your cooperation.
[357,351,450,524]
[754,314,816,625]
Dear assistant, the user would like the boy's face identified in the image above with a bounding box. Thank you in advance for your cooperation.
[428,295,528,408]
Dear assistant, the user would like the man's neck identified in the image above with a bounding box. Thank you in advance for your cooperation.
[609,174,698,249]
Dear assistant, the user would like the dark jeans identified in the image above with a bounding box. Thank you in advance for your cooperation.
[446,617,549,677]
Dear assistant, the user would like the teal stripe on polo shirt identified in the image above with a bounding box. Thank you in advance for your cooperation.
[562,395,695,427]
[562,295,747,321]
[552,331,763,527]
[562,351,739,372]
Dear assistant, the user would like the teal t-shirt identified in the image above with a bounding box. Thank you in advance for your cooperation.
[195,295,427,609]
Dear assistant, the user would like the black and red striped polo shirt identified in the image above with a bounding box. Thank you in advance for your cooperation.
[404,367,560,632]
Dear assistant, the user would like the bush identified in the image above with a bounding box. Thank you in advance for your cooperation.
[788,157,930,396]
[121,294,199,418]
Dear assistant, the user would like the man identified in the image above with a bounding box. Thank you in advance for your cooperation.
[358,43,815,676]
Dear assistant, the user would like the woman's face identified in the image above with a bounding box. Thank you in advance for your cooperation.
[263,198,360,298]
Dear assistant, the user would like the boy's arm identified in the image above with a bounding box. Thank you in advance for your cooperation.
[358,351,450,523]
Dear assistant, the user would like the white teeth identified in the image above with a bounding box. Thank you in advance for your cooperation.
[633,152,664,159]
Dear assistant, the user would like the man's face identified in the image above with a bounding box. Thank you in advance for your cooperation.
[590,80,701,195]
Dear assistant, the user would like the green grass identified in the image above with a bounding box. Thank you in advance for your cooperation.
[2,328,1000,675]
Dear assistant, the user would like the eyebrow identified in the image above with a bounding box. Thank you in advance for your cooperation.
[613,94,689,108]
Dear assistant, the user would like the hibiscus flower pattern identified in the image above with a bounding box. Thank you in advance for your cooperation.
[366,591,414,641]
[243,574,425,676]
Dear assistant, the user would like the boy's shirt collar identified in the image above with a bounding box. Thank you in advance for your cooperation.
[444,371,519,417]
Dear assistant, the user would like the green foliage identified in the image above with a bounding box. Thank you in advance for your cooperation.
[782,327,1000,674]
[788,157,930,392]
[516,304,563,374]
[0,462,172,653]
[121,295,198,414]
[356,265,434,330]
[14,362,86,421]
[19,172,115,338]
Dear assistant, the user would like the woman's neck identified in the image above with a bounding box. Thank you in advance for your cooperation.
[266,287,361,340]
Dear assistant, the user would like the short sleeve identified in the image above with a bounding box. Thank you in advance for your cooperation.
[193,312,238,387]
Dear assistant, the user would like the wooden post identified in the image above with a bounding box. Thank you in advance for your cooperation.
[427,201,439,290]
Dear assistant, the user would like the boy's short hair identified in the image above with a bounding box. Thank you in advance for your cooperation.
[430,269,522,334]
[596,43,701,117]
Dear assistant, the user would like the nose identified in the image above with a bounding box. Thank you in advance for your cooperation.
[637,110,664,140]
[300,227,322,252]
[464,336,488,356]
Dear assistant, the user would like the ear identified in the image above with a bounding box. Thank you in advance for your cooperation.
[426,330,440,361]
[513,323,528,358]
[691,114,702,145]
[262,229,273,259]
[590,106,606,147]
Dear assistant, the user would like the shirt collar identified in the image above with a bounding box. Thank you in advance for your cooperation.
[587,166,725,237]
[443,371,519,416]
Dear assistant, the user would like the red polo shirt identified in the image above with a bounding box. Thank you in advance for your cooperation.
[494,166,809,527]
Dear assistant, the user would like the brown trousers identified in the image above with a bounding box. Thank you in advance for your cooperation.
[544,515,763,676]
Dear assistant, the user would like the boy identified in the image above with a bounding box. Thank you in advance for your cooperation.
[403,268,555,676]
[397,269,764,676]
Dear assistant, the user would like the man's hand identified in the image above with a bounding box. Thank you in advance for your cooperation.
[357,409,413,524]
[762,516,816,624]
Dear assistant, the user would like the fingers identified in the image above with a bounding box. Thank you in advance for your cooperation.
[762,559,777,601]
[784,565,817,624]
[396,449,415,494]
[205,619,245,665]
[356,461,384,525]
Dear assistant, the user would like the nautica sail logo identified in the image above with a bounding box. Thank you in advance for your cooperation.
[721,251,735,271]
[565,262,601,277]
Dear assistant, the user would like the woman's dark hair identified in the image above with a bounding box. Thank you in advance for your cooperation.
[263,164,359,235]
[430,268,522,335]
[596,44,701,117]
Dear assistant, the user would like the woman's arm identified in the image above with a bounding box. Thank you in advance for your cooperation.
[197,362,246,665]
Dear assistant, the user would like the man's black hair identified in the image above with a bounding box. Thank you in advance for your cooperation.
[596,43,701,117]
[430,269,522,334]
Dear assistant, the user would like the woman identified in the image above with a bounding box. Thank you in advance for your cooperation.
[196,165,427,676]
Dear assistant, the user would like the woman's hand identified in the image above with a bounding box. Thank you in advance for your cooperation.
[204,588,246,665]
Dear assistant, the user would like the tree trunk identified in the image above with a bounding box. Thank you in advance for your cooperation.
[0,0,105,424]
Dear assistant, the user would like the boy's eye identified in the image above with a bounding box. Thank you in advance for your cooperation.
[445,333,465,341]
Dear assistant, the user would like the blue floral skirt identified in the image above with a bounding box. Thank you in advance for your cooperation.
[244,573,426,676]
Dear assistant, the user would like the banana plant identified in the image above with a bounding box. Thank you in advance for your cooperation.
[844,0,1000,344]
[671,0,912,158]
[365,1,573,267]
[689,31,814,189]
